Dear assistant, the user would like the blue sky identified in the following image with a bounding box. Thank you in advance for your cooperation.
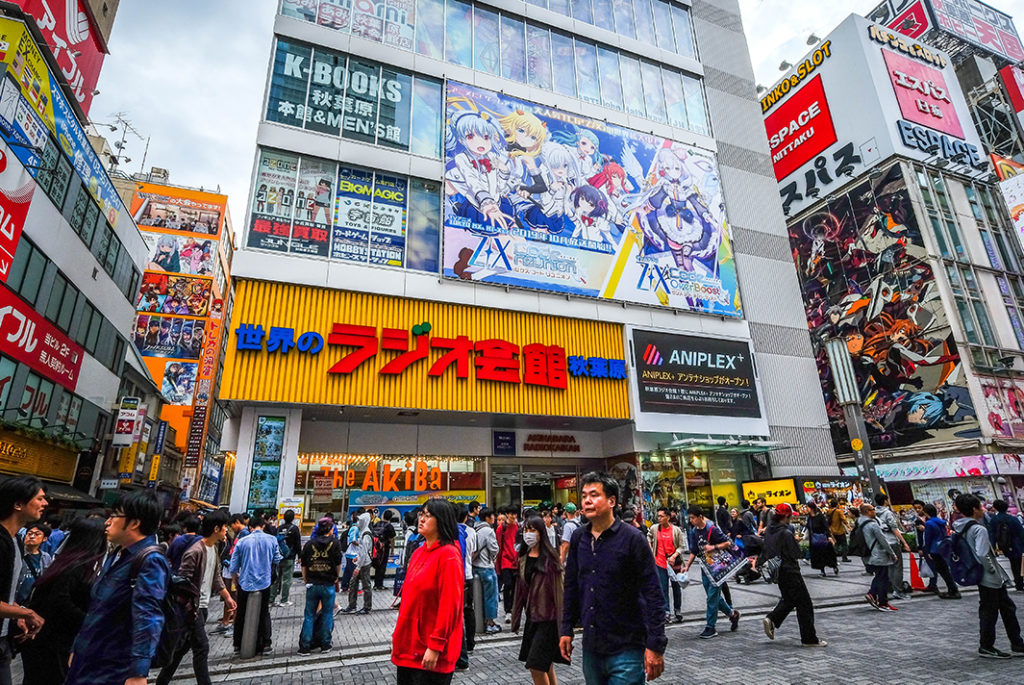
[90,1,1024,242]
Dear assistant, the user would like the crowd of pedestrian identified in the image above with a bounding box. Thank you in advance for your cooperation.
[1,473,1022,685]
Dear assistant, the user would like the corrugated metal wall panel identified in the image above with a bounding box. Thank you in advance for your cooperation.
[221,280,630,419]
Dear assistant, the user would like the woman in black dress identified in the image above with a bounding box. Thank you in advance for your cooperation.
[806,501,838,576]
[511,516,568,685]
[21,517,108,684]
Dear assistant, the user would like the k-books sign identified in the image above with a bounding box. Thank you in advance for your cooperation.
[442,81,742,318]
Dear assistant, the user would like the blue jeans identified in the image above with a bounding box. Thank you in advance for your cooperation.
[701,573,733,629]
[655,566,681,615]
[299,584,336,651]
[340,557,356,591]
[581,647,644,685]
[473,566,499,620]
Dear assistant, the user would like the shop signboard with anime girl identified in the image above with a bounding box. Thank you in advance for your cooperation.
[441,81,742,317]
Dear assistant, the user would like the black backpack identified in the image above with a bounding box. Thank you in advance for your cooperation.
[129,546,193,669]
[995,519,1013,554]
[847,521,875,558]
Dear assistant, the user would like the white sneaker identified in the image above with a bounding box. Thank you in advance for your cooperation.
[281,601,294,607]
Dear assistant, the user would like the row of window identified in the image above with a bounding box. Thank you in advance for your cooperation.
[33,132,142,303]
[272,1,709,139]
[0,354,87,443]
[282,0,697,59]
[5,236,127,375]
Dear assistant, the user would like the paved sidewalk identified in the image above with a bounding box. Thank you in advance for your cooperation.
[159,554,1009,682]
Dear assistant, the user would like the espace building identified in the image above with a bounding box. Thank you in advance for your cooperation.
[221,0,835,522]
[765,14,1024,515]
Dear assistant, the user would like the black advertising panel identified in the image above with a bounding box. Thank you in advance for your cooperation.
[632,330,761,418]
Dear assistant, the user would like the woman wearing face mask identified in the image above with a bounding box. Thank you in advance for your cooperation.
[511,516,568,685]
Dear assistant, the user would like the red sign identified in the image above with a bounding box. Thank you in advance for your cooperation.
[885,0,931,39]
[0,142,34,284]
[16,0,107,115]
[764,75,837,181]
[0,282,82,390]
[882,47,963,139]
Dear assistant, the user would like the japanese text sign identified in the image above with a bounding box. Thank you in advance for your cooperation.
[742,478,797,506]
[112,396,139,449]
[0,282,81,390]
[928,0,1024,62]
[764,75,837,181]
[882,47,963,138]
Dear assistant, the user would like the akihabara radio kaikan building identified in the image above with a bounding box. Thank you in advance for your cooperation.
[217,0,839,526]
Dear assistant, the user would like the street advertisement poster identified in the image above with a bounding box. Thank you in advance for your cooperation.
[277,496,304,522]
[134,314,204,359]
[290,157,334,257]
[332,165,372,263]
[442,81,742,316]
[911,477,996,520]
[0,281,82,390]
[0,138,34,283]
[112,396,140,448]
[999,173,1024,255]
[926,0,1024,62]
[694,531,748,587]
[130,183,225,237]
[742,478,798,506]
[16,0,106,115]
[247,416,287,510]
[247,149,298,252]
[369,173,406,265]
[142,231,217,276]
[136,273,213,316]
[799,477,867,507]
[160,361,198,406]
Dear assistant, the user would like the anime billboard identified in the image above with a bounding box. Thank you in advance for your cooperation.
[788,163,977,452]
[442,82,742,317]
[136,273,213,317]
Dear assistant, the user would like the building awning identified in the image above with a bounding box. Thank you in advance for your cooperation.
[656,436,791,456]
[44,481,102,506]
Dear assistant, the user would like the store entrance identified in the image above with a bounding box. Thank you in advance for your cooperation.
[490,464,593,511]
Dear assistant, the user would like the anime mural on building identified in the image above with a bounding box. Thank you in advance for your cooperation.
[442,81,742,316]
[788,163,977,451]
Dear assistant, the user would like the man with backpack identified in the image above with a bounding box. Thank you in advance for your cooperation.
[681,505,740,639]
[229,514,282,657]
[371,510,397,590]
[155,510,236,685]
[66,490,169,685]
[990,499,1024,593]
[270,509,302,607]
[853,503,899,612]
[874,493,912,599]
[340,512,373,614]
[951,493,1024,658]
[298,518,342,655]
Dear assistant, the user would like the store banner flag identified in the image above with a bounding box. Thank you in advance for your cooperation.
[442,81,742,316]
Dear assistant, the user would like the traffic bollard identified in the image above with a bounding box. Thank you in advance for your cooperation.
[473,574,485,634]
[240,590,263,659]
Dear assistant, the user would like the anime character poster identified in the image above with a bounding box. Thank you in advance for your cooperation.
[289,157,334,257]
[247,150,299,253]
[442,82,742,317]
[787,163,978,452]
[161,361,199,406]
[142,232,217,277]
[134,314,203,360]
[136,273,213,317]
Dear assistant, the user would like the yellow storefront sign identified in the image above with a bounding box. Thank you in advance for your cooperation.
[0,430,76,482]
[221,280,629,419]
[742,478,797,506]
[0,18,55,136]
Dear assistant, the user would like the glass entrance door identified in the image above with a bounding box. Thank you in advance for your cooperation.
[489,465,583,510]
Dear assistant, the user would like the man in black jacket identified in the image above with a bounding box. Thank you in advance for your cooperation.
[0,476,47,684]
[270,509,302,607]
[758,503,826,647]
[371,511,396,590]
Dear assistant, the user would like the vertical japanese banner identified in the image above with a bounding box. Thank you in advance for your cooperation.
[332,165,373,262]
[370,173,407,266]
[290,157,335,257]
[0,139,35,283]
[133,420,153,476]
[148,420,168,487]
[246,150,299,252]
[112,397,140,448]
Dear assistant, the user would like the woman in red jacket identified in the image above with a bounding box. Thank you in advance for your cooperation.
[392,498,465,684]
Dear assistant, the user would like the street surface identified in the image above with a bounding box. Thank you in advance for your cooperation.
[149,557,1024,684]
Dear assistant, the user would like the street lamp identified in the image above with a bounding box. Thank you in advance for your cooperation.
[823,336,882,498]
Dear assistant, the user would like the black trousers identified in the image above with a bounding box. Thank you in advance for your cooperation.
[766,571,819,645]
[721,581,732,608]
[925,554,958,594]
[156,607,211,685]
[463,577,476,653]
[235,587,272,651]
[396,666,454,685]
[373,553,389,589]
[978,584,1023,650]
[1010,553,1024,591]
[500,568,516,614]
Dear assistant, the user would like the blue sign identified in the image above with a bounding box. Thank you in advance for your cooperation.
[493,430,516,457]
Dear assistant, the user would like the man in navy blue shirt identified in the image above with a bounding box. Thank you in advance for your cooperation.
[683,505,740,639]
[560,472,666,683]
[67,490,169,685]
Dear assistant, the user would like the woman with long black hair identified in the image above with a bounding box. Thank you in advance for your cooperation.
[391,499,464,685]
[512,516,568,685]
[20,517,108,684]
[806,501,839,577]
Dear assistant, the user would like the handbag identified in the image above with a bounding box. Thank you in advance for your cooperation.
[810,533,829,548]
[759,556,782,584]
[918,555,934,579]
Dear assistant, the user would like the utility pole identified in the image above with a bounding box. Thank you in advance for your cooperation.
[823,336,882,499]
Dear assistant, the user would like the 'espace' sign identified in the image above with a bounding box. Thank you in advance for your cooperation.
[764,75,837,181]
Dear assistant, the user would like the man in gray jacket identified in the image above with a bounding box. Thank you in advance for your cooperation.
[339,512,373,615]
[953,493,1024,659]
[857,503,898,612]
[472,508,501,633]
[874,493,912,599]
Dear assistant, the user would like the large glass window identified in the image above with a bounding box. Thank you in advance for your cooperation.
[500,16,526,83]
[619,54,645,117]
[406,179,442,272]
[416,0,445,59]
[591,0,614,32]
[19,246,46,305]
[571,0,593,24]
[597,47,623,110]
[445,0,473,67]
[574,39,601,105]
[378,68,414,150]
[549,0,570,13]
[81,200,98,247]
[651,0,674,50]
[352,0,384,40]
[306,49,346,136]
[526,25,552,90]
[473,7,500,75]
[682,74,709,136]
[44,273,67,322]
[50,154,73,209]
[663,67,687,129]
[411,78,443,158]
[0,356,15,415]
[671,3,694,58]
[551,32,577,97]
[632,0,655,44]
[612,0,635,38]
[267,39,312,128]
[640,61,666,122]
